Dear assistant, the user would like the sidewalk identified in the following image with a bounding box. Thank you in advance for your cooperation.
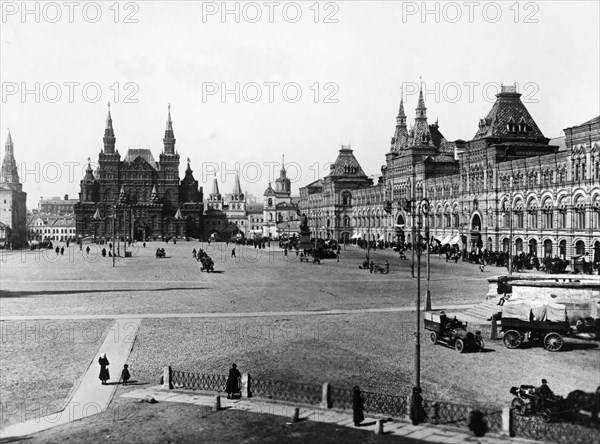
[0,319,142,439]
[121,386,542,444]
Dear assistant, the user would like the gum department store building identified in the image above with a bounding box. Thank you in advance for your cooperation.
[299,85,600,261]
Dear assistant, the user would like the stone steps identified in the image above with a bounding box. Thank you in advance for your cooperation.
[461,300,502,323]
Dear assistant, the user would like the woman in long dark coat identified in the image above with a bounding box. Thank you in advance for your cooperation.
[225,364,241,399]
[98,353,110,385]
[410,386,427,425]
[352,386,364,426]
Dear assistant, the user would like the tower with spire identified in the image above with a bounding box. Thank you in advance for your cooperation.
[0,130,28,247]
[207,177,223,210]
[103,102,116,154]
[262,154,299,239]
[274,155,291,196]
[410,88,433,147]
[390,93,409,153]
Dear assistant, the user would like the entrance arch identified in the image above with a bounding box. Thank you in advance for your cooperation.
[575,240,585,255]
[544,239,552,257]
[529,239,537,255]
[515,238,523,254]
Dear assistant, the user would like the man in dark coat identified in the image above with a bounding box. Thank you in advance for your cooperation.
[225,364,241,399]
[353,386,364,426]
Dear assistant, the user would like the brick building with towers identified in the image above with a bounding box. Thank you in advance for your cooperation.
[0,130,27,247]
[74,104,203,242]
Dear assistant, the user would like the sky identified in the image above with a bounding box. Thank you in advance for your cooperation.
[1,1,599,209]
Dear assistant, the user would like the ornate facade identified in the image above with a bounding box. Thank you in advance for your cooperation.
[0,131,27,247]
[299,85,600,262]
[74,105,203,241]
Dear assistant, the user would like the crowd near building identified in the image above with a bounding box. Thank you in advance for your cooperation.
[0,131,27,248]
[299,85,600,264]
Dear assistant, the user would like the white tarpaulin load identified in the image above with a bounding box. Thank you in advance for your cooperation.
[546,302,567,322]
[502,301,531,321]
[531,300,547,321]
[503,300,567,322]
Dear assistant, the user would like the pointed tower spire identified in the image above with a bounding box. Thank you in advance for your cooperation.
[411,80,433,147]
[163,103,176,154]
[210,177,220,197]
[280,154,286,175]
[391,90,409,152]
[232,173,243,198]
[83,157,96,182]
[1,129,20,184]
[6,128,13,149]
[103,102,116,154]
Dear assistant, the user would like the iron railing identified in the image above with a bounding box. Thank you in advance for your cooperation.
[425,399,503,432]
[171,370,227,392]
[251,378,323,406]
[514,415,600,444]
[363,390,408,417]
[170,369,598,444]
[331,386,353,410]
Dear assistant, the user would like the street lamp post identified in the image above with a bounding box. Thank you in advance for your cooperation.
[504,203,513,276]
[112,204,116,267]
[415,199,422,390]
[414,198,430,390]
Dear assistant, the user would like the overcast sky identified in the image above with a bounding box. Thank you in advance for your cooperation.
[1,1,598,208]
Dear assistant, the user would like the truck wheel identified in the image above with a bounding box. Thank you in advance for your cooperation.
[455,338,465,353]
[544,332,564,352]
[511,397,527,416]
[429,331,438,344]
[476,338,485,351]
[503,330,522,349]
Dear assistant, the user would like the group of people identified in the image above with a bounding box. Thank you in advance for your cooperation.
[98,353,131,386]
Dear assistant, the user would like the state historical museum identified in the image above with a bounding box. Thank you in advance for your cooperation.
[74,105,203,241]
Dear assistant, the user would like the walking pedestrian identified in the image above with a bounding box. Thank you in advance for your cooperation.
[60,247,64,255]
[55,246,60,255]
[352,386,364,427]
[410,387,426,425]
[86,246,90,255]
[98,353,110,385]
[121,364,131,386]
[231,248,236,258]
[225,363,241,399]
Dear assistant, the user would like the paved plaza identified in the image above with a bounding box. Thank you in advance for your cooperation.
[1,241,599,441]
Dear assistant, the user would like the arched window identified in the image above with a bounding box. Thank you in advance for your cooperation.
[342,191,352,207]
[268,198,273,206]
[574,196,586,229]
